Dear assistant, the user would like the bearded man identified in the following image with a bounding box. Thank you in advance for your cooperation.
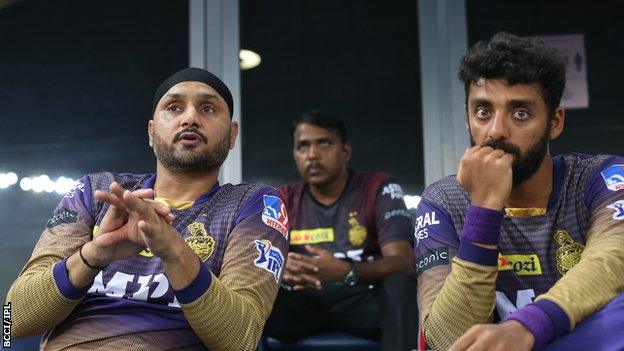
[6,68,289,350]
[414,32,624,351]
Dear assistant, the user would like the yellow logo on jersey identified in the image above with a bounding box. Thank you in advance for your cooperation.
[554,230,584,275]
[290,228,335,245]
[348,211,367,246]
[185,222,216,262]
[498,254,542,275]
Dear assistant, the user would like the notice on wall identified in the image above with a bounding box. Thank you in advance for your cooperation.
[536,34,589,109]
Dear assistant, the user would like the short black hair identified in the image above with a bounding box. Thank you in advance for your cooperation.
[459,32,566,117]
[291,111,348,144]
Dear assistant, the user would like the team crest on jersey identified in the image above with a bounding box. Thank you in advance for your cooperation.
[607,200,624,220]
[253,239,284,283]
[348,211,367,246]
[261,195,289,239]
[601,164,624,191]
[185,222,216,262]
[553,230,584,275]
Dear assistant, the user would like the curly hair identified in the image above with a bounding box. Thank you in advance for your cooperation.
[458,32,566,117]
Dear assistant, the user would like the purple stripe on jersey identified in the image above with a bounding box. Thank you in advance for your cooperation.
[234,186,273,226]
[53,259,90,300]
[456,240,498,266]
[506,303,556,349]
[173,261,213,304]
[461,205,503,245]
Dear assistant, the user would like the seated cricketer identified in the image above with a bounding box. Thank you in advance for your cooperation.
[264,112,418,351]
[5,68,289,350]
[414,32,624,351]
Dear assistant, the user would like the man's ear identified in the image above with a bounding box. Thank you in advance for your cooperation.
[148,119,154,147]
[549,107,565,140]
[229,121,239,149]
[343,141,352,163]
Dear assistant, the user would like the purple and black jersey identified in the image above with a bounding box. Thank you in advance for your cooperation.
[15,171,289,349]
[415,153,624,348]
[279,171,414,262]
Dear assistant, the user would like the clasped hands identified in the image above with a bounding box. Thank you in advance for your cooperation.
[282,245,351,290]
[81,182,182,267]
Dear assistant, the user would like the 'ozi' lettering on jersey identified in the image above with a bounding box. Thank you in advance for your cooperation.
[414,211,440,246]
[290,228,334,245]
[88,271,180,308]
[600,164,624,191]
[253,240,284,284]
[498,254,542,275]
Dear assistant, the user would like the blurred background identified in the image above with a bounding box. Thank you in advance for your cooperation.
[1,0,623,306]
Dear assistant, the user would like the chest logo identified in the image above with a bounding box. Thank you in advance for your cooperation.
[185,222,216,262]
[498,254,542,275]
[554,230,584,275]
[348,211,367,246]
[290,228,335,245]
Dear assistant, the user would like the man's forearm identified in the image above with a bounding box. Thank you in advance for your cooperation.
[6,257,84,337]
[355,255,413,283]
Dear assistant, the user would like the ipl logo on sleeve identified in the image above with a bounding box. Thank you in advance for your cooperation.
[253,240,284,284]
[607,200,624,220]
[262,195,289,239]
[601,164,624,191]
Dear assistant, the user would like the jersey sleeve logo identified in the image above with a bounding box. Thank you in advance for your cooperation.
[415,246,449,276]
[64,180,85,199]
[600,164,624,191]
[253,239,284,284]
[607,200,624,220]
[261,195,289,239]
[382,183,405,199]
[46,207,78,228]
[414,211,440,246]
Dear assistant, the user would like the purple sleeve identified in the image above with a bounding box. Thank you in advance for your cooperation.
[456,205,503,267]
[374,179,415,245]
[50,176,96,299]
[584,156,624,225]
[413,198,458,276]
[173,261,214,304]
[506,300,570,349]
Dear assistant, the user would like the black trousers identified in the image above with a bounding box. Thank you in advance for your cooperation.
[264,273,419,351]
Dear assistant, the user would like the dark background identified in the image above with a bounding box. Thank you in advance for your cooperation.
[1,0,623,305]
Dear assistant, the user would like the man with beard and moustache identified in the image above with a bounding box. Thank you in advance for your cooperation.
[6,68,289,350]
[263,111,418,350]
[414,32,624,351]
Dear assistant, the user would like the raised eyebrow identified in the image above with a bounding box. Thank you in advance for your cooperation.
[507,99,536,109]
[469,98,493,108]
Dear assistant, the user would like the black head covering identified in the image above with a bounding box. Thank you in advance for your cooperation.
[152,67,233,117]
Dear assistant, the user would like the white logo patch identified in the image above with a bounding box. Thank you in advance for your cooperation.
[64,180,85,199]
[382,183,404,199]
[607,200,624,220]
[414,211,440,246]
[253,240,284,284]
